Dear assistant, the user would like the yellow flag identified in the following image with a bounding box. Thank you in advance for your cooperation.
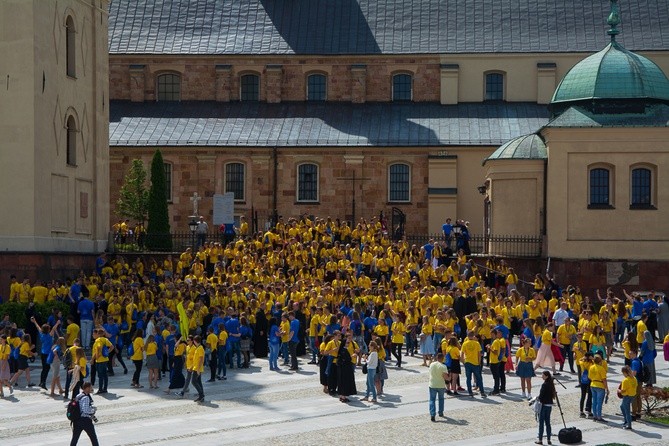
[177,302,189,339]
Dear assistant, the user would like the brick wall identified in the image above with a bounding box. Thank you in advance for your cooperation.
[109,56,442,103]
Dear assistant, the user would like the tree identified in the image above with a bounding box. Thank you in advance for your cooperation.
[146,150,172,251]
[116,159,149,223]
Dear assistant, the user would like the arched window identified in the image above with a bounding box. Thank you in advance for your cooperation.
[66,16,76,77]
[297,163,319,202]
[240,74,260,101]
[307,74,327,101]
[66,115,77,166]
[631,167,653,208]
[485,72,504,101]
[388,163,410,202]
[157,73,181,101]
[225,162,245,201]
[392,74,412,101]
[589,167,612,208]
[163,162,173,202]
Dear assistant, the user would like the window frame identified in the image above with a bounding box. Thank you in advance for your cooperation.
[163,162,173,202]
[587,165,614,209]
[66,115,77,167]
[306,73,327,101]
[225,162,246,202]
[630,165,656,210]
[66,16,76,78]
[240,73,260,102]
[484,72,505,101]
[392,73,413,102]
[388,163,411,203]
[156,73,181,102]
[296,163,319,203]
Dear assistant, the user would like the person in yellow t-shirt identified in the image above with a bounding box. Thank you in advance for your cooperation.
[588,355,609,421]
[205,327,218,383]
[619,365,637,429]
[91,329,114,394]
[460,330,486,397]
[556,318,577,373]
[177,336,195,397]
[191,335,206,402]
[130,330,145,388]
[487,329,506,394]
[217,326,228,380]
[65,316,80,348]
[145,334,160,389]
[636,315,648,345]
[515,337,537,399]
[390,317,405,368]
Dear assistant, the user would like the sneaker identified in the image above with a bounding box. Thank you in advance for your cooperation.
[491,391,500,396]
[206,379,215,383]
[547,440,552,445]
[481,393,487,398]
[522,392,527,398]
[430,416,435,422]
[624,425,632,430]
[439,413,445,417]
[580,412,586,418]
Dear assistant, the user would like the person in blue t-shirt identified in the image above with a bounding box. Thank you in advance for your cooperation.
[31,317,59,389]
[224,310,242,369]
[363,312,378,345]
[103,316,127,375]
[288,312,301,371]
[422,240,435,262]
[442,218,453,248]
[78,297,95,350]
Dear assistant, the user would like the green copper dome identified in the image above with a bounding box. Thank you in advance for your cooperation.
[484,134,547,165]
[551,41,669,104]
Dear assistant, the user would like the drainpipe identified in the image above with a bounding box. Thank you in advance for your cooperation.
[272,146,278,226]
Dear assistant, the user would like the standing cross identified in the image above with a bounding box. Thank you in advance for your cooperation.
[190,192,201,216]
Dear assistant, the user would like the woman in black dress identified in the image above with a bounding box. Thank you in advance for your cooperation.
[253,306,268,358]
[166,335,185,392]
[337,333,357,403]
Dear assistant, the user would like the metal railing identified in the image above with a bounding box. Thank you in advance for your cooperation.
[112,231,542,258]
[405,234,542,258]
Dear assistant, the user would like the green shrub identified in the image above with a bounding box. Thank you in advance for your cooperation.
[0,301,71,329]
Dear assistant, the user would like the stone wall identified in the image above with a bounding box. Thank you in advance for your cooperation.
[109,55,441,102]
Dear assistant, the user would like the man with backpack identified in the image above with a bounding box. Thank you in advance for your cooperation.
[91,329,114,394]
[629,350,645,421]
[68,381,99,446]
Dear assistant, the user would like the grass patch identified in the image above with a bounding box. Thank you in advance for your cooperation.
[648,416,669,425]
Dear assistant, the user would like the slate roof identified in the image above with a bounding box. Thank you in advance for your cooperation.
[484,134,547,165]
[109,101,550,147]
[545,104,669,127]
[108,0,669,55]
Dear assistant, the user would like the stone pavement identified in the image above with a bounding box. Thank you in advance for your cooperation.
[1,350,667,446]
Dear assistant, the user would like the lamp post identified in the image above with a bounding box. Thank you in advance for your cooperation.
[188,215,198,252]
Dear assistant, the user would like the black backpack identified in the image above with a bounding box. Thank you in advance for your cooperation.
[66,395,90,423]
[62,347,73,370]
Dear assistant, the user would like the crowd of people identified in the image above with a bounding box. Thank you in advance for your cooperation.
[1,214,669,445]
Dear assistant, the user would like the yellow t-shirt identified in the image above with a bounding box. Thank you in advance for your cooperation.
[192,344,205,373]
[374,325,389,337]
[218,331,228,347]
[516,346,536,362]
[280,320,291,343]
[66,323,80,347]
[0,344,9,360]
[391,322,405,344]
[185,345,195,370]
[206,333,218,351]
[588,363,607,389]
[146,341,158,356]
[636,320,647,344]
[620,375,637,397]
[541,329,553,345]
[461,338,481,366]
[175,342,186,357]
[93,337,113,363]
[489,338,503,364]
[131,337,145,361]
[19,341,31,357]
[557,324,576,345]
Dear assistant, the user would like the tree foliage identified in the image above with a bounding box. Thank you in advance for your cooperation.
[116,159,149,222]
[146,150,172,251]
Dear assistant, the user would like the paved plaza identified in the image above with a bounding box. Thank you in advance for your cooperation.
[1,351,667,446]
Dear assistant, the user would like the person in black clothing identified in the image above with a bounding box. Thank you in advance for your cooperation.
[253,306,269,358]
[70,381,99,446]
[536,371,556,445]
[294,302,307,357]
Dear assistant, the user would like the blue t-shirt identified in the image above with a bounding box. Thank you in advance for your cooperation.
[363,317,378,333]
[69,283,81,301]
[165,334,176,356]
[269,324,281,345]
[225,318,241,343]
[39,332,54,355]
[494,324,510,340]
[442,223,453,237]
[630,358,643,382]
[210,316,226,335]
[290,319,300,343]
[78,298,94,321]
[103,323,120,346]
[631,300,644,318]
[423,243,434,260]
[350,320,362,336]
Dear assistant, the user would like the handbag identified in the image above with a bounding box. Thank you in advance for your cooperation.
[362,363,368,374]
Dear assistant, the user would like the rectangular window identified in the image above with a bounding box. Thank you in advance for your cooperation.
[389,164,410,202]
[298,164,318,202]
[485,73,504,101]
[589,168,611,208]
[241,74,260,101]
[157,74,181,101]
[307,74,327,101]
[164,163,172,202]
[225,163,245,201]
[392,74,412,101]
[631,168,652,208]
